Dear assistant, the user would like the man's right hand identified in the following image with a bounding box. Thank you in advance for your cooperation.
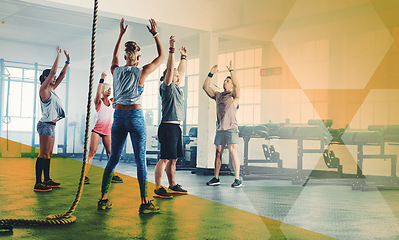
[210,65,218,74]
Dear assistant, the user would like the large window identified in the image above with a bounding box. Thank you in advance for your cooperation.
[185,58,200,133]
[141,67,161,126]
[217,48,262,125]
[1,66,35,132]
[0,63,67,133]
[0,60,69,153]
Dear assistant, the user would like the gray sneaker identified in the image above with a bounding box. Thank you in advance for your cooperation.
[139,200,160,214]
[231,179,242,188]
[98,199,112,210]
[206,177,220,186]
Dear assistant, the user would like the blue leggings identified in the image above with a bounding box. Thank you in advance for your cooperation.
[101,109,148,197]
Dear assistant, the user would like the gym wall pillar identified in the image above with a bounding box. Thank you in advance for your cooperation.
[197,32,218,170]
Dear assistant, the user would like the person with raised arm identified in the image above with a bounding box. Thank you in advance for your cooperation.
[154,36,188,198]
[35,46,70,192]
[98,18,165,213]
[202,61,242,188]
[84,72,123,185]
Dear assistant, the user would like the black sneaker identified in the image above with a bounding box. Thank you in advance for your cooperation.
[84,176,90,184]
[98,199,112,210]
[34,183,52,192]
[231,179,242,188]
[206,177,220,186]
[154,187,173,199]
[168,184,188,194]
[139,200,160,214]
[43,179,61,188]
[111,175,123,183]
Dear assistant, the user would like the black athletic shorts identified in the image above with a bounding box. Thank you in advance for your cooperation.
[92,129,106,138]
[158,122,183,159]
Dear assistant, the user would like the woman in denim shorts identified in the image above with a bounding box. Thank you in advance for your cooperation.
[34,46,70,192]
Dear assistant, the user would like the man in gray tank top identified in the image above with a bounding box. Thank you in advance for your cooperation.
[154,36,189,198]
[202,61,242,188]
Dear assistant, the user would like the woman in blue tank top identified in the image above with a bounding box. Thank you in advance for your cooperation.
[34,46,70,192]
[98,18,165,213]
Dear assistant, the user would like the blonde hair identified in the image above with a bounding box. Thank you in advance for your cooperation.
[102,83,111,92]
[125,41,140,63]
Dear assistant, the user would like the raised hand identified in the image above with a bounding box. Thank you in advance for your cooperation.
[56,46,61,55]
[101,72,107,79]
[64,50,70,62]
[210,65,218,74]
[146,18,158,36]
[120,18,128,36]
[226,60,233,71]
[169,36,176,48]
[180,46,187,55]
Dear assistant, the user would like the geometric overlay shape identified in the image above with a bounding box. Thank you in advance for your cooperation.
[273,0,392,89]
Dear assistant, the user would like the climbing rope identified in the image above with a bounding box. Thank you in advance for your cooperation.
[0,0,98,230]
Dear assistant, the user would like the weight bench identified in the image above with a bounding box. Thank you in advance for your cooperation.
[341,130,398,190]
[240,124,331,183]
[278,125,330,184]
[239,125,283,176]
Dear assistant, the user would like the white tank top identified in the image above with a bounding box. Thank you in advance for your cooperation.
[92,99,114,135]
[39,89,65,122]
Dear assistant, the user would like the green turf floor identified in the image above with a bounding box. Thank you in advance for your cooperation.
[0,153,337,239]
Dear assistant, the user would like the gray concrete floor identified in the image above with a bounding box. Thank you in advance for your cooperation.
[85,157,399,240]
